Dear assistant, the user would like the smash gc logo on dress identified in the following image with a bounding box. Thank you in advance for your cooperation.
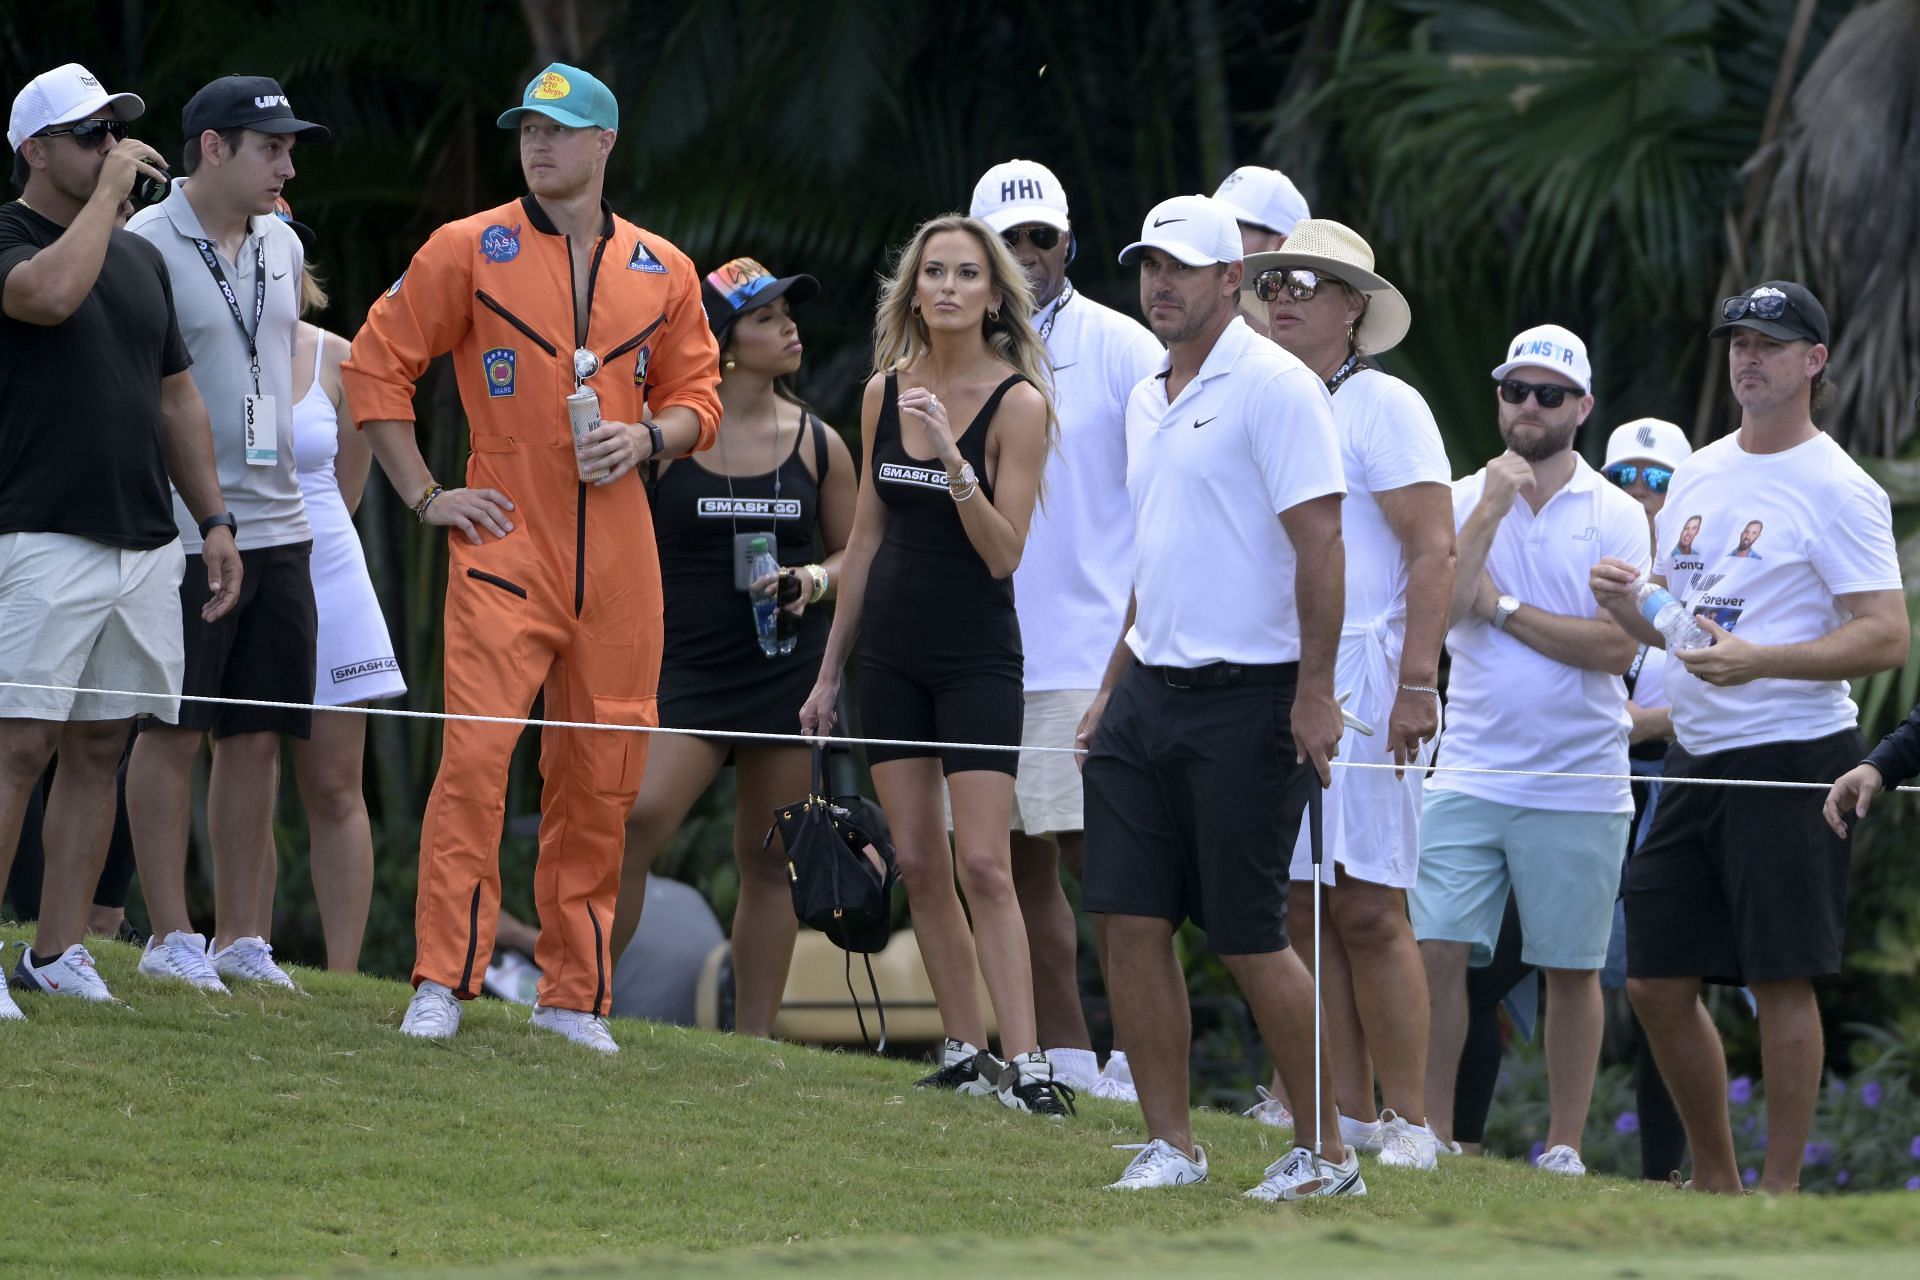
[483,347,516,398]
[479,223,522,264]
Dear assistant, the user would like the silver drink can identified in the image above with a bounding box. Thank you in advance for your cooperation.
[567,386,604,481]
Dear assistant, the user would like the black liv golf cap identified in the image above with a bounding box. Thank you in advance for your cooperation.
[1710,280,1828,346]
[182,76,330,142]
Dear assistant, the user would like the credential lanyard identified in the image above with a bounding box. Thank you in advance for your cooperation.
[192,236,266,395]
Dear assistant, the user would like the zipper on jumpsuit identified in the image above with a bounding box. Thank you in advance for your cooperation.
[570,232,610,619]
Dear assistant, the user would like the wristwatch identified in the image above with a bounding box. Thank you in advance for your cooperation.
[197,512,238,540]
[1492,593,1521,631]
[644,419,666,459]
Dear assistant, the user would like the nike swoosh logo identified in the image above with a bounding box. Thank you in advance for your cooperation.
[1052,362,1078,372]
[1193,416,1216,429]
[272,270,288,280]
[1152,217,1188,227]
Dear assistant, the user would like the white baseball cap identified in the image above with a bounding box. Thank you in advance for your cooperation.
[1604,418,1692,471]
[1117,194,1242,267]
[8,62,144,152]
[970,159,1070,234]
[1212,165,1310,236]
[1492,323,1593,394]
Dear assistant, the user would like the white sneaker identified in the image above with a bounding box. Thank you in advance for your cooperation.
[12,943,114,1002]
[530,1003,619,1054]
[1535,1144,1586,1176]
[210,936,297,990]
[1242,1085,1293,1129]
[1107,1139,1208,1190]
[1437,1137,1465,1157]
[0,949,23,1021]
[1341,1111,1385,1156]
[1244,1145,1368,1201]
[482,951,541,1006]
[137,931,230,992]
[1374,1109,1439,1170]
[400,980,462,1040]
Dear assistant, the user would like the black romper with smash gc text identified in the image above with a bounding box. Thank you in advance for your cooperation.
[857,371,1025,776]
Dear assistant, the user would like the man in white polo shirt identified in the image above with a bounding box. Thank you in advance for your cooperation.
[1412,324,1647,1177]
[1080,194,1357,1200]
[968,159,1163,1100]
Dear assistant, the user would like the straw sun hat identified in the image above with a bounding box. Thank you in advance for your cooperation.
[1240,219,1412,355]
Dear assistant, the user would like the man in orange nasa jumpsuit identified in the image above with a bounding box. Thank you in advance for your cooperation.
[342,64,720,1053]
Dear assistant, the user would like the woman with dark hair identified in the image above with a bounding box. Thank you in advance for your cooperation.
[612,258,856,1040]
[799,214,1067,1115]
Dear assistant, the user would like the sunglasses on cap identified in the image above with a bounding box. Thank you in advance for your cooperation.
[1603,463,1672,494]
[1001,226,1062,252]
[37,118,128,150]
[1720,292,1809,326]
[1497,378,1579,409]
[1253,267,1337,303]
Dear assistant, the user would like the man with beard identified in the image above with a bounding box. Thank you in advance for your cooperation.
[1410,324,1646,1176]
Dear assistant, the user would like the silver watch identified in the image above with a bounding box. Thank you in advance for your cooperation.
[1492,593,1522,630]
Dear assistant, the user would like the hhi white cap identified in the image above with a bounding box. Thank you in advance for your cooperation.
[1117,194,1242,267]
[1604,418,1692,472]
[8,62,144,152]
[1212,166,1310,236]
[970,159,1070,234]
[1492,323,1593,394]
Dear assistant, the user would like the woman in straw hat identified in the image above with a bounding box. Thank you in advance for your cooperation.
[1239,219,1455,1169]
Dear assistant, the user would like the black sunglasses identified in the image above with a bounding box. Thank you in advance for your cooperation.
[1253,267,1334,303]
[1001,226,1062,252]
[38,118,128,150]
[1603,463,1673,494]
[1497,378,1578,409]
[1720,292,1799,324]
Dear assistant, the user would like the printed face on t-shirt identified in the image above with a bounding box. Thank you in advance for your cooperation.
[1673,514,1702,555]
[1731,519,1764,558]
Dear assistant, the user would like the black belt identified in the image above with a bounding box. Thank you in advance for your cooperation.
[1140,660,1298,690]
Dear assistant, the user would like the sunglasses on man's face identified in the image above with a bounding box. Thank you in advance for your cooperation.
[1603,463,1673,494]
[1253,267,1333,303]
[38,118,128,150]
[1001,226,1061,252]
[1496,378,1578,409]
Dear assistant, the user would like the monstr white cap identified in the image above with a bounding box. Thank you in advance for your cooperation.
[8,62,144,152]
[1212,166,1310,236]
[1118,194,1243,267]
[1492,323,1593,394]
[970,159,1070,234]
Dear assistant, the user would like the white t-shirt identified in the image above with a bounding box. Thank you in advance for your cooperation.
[1432,457,1649,813]
[1656,430,1901,754]
[1014,286,1163,691]
[1124,316,1346,667]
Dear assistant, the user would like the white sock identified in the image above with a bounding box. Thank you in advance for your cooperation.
[1044,1046,1098,1088]
[943,1038,980,1067]
[1102,1049,1133,1082]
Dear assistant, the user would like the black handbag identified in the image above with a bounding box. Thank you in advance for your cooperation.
[766,748,900,1048]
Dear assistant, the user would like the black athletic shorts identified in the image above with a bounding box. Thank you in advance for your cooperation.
[1081,661,1311,955]
[175,541,316,739]
[1625,728,1862,985]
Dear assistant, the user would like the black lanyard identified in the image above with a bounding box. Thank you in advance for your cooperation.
[1325,352,1363,395]
[1037,280,1074,345]
[192,235,266,395]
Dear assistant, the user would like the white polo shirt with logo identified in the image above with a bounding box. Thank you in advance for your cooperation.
[1431,455,1649,813]
[1124,315,1345,667]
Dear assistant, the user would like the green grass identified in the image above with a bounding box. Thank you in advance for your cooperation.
[4,929,1917,1279]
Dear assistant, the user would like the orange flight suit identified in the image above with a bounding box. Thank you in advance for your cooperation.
[343,194,720,1015]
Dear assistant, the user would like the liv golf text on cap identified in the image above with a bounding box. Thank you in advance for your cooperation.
[497,63,619,131]
[181,76,329,141]
[9,62,144,151]
[970,159,1070,234]
[1491,323,1593,394]
[1117,194,1243,267]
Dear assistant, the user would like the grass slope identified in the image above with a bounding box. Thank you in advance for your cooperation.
[3,930,1916,1279]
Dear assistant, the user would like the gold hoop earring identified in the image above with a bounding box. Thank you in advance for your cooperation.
[988,310,1001,323]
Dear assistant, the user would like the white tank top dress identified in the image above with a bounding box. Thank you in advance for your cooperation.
[292,333,407,706]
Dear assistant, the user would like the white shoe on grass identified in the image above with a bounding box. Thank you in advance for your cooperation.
[0,948,23,1021]
[1340,1111,1384,1156]
[1089,1052,1138,1101]
[998,1051,1074,1118]
[482,951,541,1005]
[1243,1085,1293,1128]
[12,943,114,1002]
[1375,1109,1439,1170]
[138,931,229,992]
[1535,1144,1586,1176]
[1107,1139,1208,1190]
[211,937,297,989]
[1244,1145,1367,1201]
[400,980,462,1040]
[530,1003,619,1054]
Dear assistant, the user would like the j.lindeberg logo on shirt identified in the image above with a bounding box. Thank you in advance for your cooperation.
[695,497,802,519]
[877,462,949,491]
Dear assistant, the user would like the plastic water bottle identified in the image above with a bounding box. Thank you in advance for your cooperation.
[747,536,795,656]
[1636,580,1712,651]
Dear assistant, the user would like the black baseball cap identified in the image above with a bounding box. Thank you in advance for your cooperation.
[702,257,818,344]
[1709,279,1828,346]
[182,76,329,142]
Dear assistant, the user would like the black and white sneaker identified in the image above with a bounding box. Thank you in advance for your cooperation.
[916,1038,984,1090]
[998,1051,1076,1119]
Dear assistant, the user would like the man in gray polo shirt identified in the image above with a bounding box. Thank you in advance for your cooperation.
[126,76,328,992]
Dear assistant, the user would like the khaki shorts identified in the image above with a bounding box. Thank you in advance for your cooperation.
[0,532,185,723]
[1012,688,1097,836]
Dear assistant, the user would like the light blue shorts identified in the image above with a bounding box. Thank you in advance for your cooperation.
[1411,789,1630,971]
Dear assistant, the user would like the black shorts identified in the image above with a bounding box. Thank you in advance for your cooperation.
[855,654,1023,777]
[175,541,317,739]
[1625,728,1861,985]
[1081,661,1310,955]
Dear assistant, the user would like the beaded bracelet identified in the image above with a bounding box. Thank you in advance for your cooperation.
[413,482,445,522]
[807,564,829,604]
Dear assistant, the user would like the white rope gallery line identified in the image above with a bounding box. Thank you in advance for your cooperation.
[1,679,1911,794]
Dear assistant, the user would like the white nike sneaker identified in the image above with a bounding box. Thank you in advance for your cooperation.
[1437,1137,1465,1157]
[1374,1109,1439,1170]
[12,943,114,1002]
[1106,1139,1208,1190]
[1340,1111,1385,1156]
[530,1003,619,1054]
[1242,1085,1293,1129]
[400,980,462,1040]
[482,951,541,1006]
[1244,1145,1368,1201]
[1535,1144,1587,1176]
[210,936,297,990]
[138,931,230,992]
